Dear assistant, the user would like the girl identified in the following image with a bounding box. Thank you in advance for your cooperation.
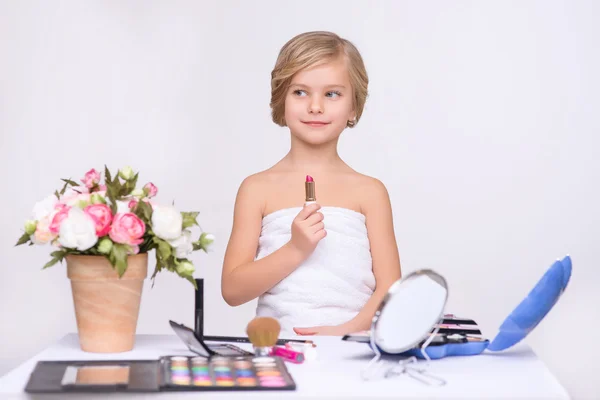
[221,31,402,336]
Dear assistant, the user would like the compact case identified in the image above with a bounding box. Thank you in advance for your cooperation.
[24,321,297,393]
[345,255,573,360]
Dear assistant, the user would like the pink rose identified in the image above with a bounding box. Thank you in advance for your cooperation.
[81,169,101,188]
[109,213,145,246]
[143,182,158,198]
[32,216,57,245]
[84,204,113,237]
[128,198,139,209]
[49,205,71,234]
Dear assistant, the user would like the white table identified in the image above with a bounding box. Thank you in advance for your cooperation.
[0,333,569,399]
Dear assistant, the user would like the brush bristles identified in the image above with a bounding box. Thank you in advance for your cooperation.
[246,317,281,348]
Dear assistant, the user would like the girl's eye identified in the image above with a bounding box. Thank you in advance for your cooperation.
[326,91,342,98]
[293,89,307,96]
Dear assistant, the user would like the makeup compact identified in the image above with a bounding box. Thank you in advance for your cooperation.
[343,256,572,385]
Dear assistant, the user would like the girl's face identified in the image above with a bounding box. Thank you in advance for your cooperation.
[284,58,356,146]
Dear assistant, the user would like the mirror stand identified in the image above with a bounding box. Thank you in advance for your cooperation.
[361,315,447,386]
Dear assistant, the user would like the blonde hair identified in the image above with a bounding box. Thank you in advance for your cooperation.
[270,31,369,128]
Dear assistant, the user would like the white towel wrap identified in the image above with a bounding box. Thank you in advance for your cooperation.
[255,207,376,334]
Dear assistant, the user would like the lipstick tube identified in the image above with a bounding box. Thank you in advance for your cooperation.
[270,346,305,364]
[305,175,316,206]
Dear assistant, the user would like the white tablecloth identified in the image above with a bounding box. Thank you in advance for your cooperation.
[0,333,569,399]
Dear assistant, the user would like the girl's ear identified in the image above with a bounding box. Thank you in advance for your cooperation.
[348,109,357,123]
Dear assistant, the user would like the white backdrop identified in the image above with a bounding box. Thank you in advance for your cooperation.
[1,1,598,398]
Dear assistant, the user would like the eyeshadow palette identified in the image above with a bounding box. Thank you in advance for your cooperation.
[163,355,295,390]
[24,356,296,393]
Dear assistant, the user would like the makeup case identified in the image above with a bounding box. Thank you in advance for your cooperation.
[344,255,572,360]
[396,255,572,359]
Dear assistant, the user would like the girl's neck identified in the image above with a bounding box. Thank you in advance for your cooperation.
[283,135,344,171]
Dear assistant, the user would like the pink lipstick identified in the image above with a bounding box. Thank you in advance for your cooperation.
[271,346,305,364]
[305,175,316,205]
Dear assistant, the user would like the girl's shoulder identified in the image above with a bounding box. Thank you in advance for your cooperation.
[235,168,288,213]
[340,170,389,193]
[342,171,391,215]
[238,167,287,190]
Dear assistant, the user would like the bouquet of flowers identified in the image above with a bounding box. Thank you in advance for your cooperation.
[15,166,213,288]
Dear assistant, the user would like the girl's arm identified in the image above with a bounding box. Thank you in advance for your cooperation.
[346,178,402,331]
[221,176,325,306]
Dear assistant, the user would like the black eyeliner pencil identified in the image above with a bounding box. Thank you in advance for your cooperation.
[203,335,315,346]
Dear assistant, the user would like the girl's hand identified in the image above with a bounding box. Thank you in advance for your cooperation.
[287,203,326,259]
[293,323,351,336]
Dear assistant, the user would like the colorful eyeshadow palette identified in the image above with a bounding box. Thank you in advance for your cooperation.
[163,355,295,391]
[24,356,296,393]
[25,320,296,393]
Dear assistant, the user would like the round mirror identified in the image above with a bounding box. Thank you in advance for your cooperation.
[372,269,448,354]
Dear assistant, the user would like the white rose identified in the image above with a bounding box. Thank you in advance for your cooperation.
[31,194,58,220]
[58,208,98,251]
[168,230,194,259]
[151,205,182,240]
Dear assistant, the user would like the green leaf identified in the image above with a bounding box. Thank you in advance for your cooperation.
[59,180,69,195]
[134,200,153,222]
[104,165,112,185]
[137,233,153,254]
[43,257,61,269]
[151,250,164,280]
[61,178,79,186]
[185,276,198,289]
[54,190,60,199]
[181,212,199,230]
[109,243,129,277]
[15,232,31,246]
[50,249,68,261]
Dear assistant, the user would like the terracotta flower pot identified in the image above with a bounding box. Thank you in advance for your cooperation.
[66,253,148,353]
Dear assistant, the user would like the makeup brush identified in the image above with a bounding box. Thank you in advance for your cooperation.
[246,317,281,356]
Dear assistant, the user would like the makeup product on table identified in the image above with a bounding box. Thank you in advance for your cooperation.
[271,346,305,364]
[169,320,253,357]
[25,319,297,393]
[202,335,316,347]
[246,317,281,356]
[343,255,572,369]
[162,355,294,390]
[305,175,316,205]
[195,278,204,338]
[24,356,296,393]
[285,342,318,361]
